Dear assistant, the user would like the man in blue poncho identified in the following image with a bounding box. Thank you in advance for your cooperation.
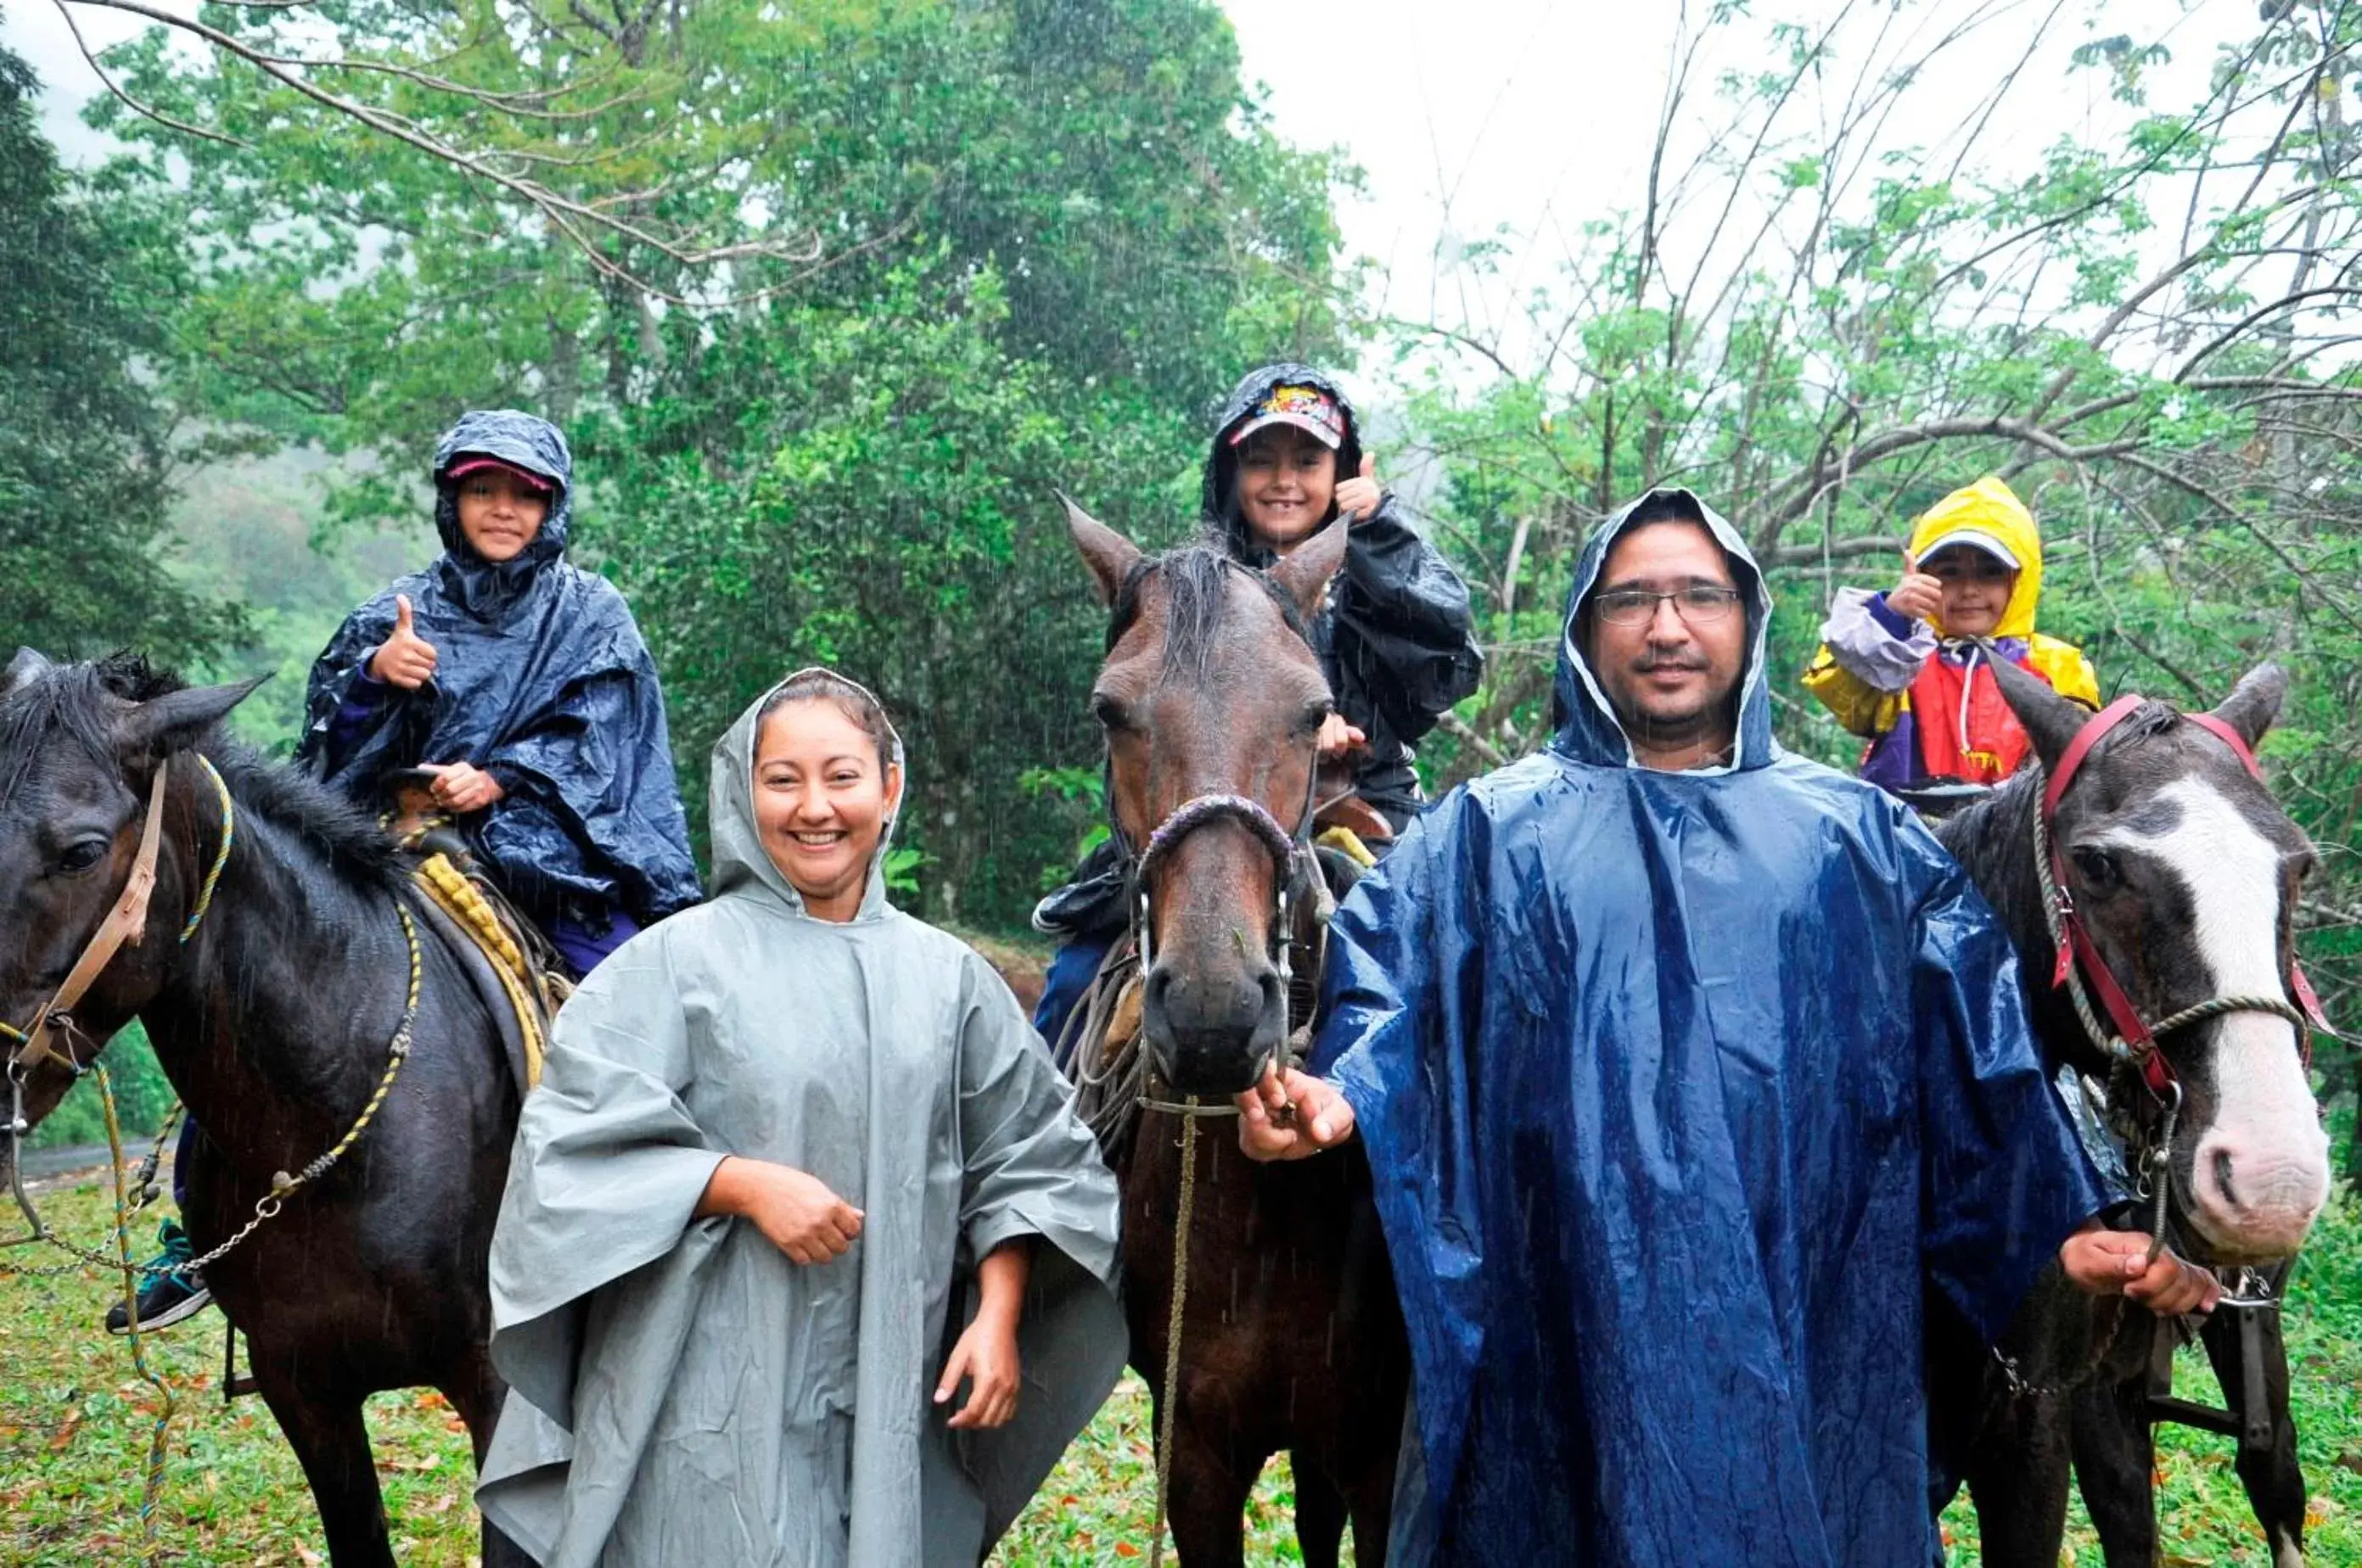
[1237,489,2219,1565]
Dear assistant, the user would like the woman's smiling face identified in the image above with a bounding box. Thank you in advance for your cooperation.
[753,697,903,921]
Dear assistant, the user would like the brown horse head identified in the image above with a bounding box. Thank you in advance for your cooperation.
[1982,656,2327,1264]
[1063,498,1346,1096]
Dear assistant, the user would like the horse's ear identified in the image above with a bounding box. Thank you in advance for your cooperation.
[1266,518,1349,625]
[3,647,53,697]
[1060,491,1142,608]
[2208,662,2286,751]
[113,676,269,764]
[1984,648,2090,773]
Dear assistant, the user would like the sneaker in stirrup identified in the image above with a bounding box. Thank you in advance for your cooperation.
[103,1218,212,1334]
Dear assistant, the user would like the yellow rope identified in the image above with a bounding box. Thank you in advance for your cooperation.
[1145,1106,1200,1568]
[179,756,237,944]
[96,1064,172,1566]
[412,854,544,1089]
[1315,825,1377,870]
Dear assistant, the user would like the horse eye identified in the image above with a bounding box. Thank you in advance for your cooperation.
[1091,693,1133,733]
[2068,846,2121,892]
[55,839,108,876]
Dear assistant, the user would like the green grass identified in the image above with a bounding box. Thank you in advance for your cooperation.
[0,1174,1321,1565]
[6,1166,2354,1565]
[1940,1190,2362,1566]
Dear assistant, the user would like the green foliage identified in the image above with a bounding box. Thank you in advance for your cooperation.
[98,0,1347,928]
[1392,1,2362,1134]
[0,42,239,665]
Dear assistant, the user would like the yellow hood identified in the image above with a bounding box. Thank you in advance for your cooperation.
[1907,477,2043,640]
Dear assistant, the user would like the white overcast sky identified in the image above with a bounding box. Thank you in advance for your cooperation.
[8,0,2264,368]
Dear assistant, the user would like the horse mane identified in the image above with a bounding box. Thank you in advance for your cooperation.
[1105,535,1311,677]
[3,652,401,886]
[1931,701,2180,966]
[1932,769,2050,961]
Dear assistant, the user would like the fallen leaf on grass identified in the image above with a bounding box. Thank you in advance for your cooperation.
[1114,1543,1142,1559]
[48,1410,81,1451]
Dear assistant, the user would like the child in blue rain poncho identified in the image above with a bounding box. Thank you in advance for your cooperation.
[295,408,700,973]
[103,410,702,1337]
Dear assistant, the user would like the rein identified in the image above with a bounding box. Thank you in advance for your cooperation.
[2034,696,2332,1306]
[3,751,420,1286]
[1110,725,1322,1567]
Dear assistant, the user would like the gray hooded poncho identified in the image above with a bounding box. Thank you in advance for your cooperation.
[475,675,1128,1566]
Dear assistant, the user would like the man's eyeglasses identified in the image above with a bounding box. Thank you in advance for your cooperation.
[1591,585,1743,628]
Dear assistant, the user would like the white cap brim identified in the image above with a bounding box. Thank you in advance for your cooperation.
[1227,411,1343,450]
[1921,529,2019,571]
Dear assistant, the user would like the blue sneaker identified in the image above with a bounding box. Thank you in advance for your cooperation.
[103,1218,211,1334]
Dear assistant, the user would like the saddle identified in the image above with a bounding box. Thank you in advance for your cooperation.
[382,771,567,1094]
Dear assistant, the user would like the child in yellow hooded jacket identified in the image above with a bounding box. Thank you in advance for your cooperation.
[1803,477,2098,791]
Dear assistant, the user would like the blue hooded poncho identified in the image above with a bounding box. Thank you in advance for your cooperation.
[1308,489,2106,1565]
[295,410,701,931]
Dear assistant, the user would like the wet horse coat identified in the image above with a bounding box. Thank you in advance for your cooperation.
[0,652,529,1567]
[1061,510,1411,1568]
[1928,659,2329,1566]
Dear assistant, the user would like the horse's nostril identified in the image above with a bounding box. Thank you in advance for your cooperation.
[2213,1149,2239,1210]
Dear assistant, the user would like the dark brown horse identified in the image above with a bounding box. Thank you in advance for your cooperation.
[0,651,528,1567]
[1928,658,2330,1566]
[1061,507,1410,1566]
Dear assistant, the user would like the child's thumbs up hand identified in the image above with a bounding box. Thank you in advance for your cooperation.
[369,594,440,689]
[1889,551,1944,624]
[1334,451,1382,526]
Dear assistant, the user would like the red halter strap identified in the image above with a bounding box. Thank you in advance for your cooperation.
[2039,698,2171,1091]
[2182,711,2334,1039]
[2040,697,2327,1094]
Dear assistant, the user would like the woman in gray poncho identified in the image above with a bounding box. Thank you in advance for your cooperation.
[476,669,1127,1566]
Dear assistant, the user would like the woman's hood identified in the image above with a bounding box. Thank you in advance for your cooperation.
[708,669,907,922]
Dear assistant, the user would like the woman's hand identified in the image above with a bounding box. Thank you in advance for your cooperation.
[936,1313,1023,1430]
[1333,452,1383,526]
[368,595,440,689]
[698,1156,864,1265]
[1235,1065,1355,1161]
[418,761,505,814]
[2058,1223,2222,1317]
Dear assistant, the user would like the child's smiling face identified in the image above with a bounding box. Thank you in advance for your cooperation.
[1235,423,1338,552]
[1926,546,2017,637]
[456,468,552,563]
